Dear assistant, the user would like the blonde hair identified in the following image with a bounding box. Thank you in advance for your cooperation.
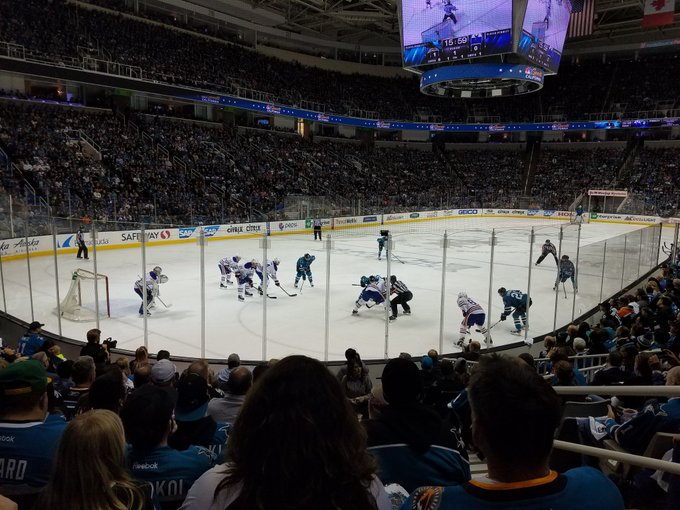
[37,410,146,510]
[115,357,131,376]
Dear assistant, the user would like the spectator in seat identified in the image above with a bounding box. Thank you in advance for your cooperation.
[16,321,45,357]
[0,360,67,502]
[79,328,109,366]
[590,351,629,386]
[180,355,391,510]
[35,410,155,510]
[600,366,680,455]
[336,347,369,382]
[120,384,216,509]
[61,355,96,420]
[134,363,152,389]
[340,358,373,417]
[130,346,150,373]
[207,366,252,424]
[216,353,240,392]
[186,359,223,399]
[401,354,624,510]
[364,357,469,493]
[88,366,128,413]
[169,372,230,462]
[151,359,177,388]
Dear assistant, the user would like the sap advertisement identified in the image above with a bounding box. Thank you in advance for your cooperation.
[517,0,572,73]
[401,0,513,68]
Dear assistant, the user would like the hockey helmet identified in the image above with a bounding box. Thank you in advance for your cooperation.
[233,255,241,262]
[458,291,467,299]
[360,276,370,287]
[272,258,280,265]
[152,266,162,276]
[497,287,507,296]
[561,254,569,260]
[304,253,311,260]
[545,239,551,243]
[251,259,259,267]
[369,275,378,283]
[390,275,397,284]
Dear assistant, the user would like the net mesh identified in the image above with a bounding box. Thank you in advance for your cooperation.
[60,269,110,321]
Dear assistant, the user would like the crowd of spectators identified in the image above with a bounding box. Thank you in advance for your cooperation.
[627,148,680,217]
[530,148,625,210]
[1,0,678,123]
[1,98,678,228]
[1,329,648,510]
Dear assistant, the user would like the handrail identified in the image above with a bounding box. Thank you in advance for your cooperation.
[553,386,680,397]
[552,440,680,476]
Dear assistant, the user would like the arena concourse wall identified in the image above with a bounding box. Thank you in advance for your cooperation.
[0,208,677,261]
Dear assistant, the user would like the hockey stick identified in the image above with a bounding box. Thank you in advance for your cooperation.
[277,284,297,297]
[156,296,173,308]
[257,286,278,299]
[299,278,305,295]
[391,252,405,264]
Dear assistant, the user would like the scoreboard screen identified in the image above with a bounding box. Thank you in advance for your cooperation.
[517,0,572,73]
[400,0,513,68]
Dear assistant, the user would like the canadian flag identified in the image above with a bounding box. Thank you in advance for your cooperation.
[643,0,675,28]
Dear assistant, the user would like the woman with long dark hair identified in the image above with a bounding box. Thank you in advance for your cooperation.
[180,355,390,510]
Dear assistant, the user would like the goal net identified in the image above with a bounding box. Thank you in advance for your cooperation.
[60,269,110,321]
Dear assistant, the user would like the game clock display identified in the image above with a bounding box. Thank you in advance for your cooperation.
[400,0,513,68]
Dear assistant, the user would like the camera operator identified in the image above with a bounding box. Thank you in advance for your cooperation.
[79,328,109,366]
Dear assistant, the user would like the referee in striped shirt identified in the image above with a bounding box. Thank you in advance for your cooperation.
[389,275,412,321]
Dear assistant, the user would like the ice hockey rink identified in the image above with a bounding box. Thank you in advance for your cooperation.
[401,0,512,47]
[0,217,671,361]
[521,0,571,51]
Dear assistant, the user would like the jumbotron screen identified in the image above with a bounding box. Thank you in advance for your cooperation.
[517,0,572,73]
[400,0,513,68]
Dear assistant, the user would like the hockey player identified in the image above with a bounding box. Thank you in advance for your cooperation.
[235,259,258,302]
[377,234,388,260]
[256,258,281,294]
[574,204,585,224]
[218,255,241,288]
[388,275,412,320]
[295,253,315,288]
[457,292,488,346]
[535,239,558,266]
[134,266,168,316]
[498,287,532,335]
[353,275,386,315]
[76,226,89,260]
[555,254,577,292]
[442,0,457,23]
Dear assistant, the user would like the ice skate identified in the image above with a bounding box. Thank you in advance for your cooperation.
[238,295,245,302]
[245,289,253,297]
[310,282,314,287]
[352,309,358,315]
[403,310,411,315]
[510,330,522,336]
[456,338,466,348]
[139,310,151,317]
[389,315,397,321]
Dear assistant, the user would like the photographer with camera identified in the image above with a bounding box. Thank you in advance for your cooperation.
[79,328,111,367]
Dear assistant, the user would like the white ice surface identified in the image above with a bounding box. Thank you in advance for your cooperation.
[1,218,671,361]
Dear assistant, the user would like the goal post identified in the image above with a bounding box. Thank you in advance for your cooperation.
[60,269,110,322]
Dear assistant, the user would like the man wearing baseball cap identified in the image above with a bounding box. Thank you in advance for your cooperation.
[0,360,67,501]
[16,322,45,357]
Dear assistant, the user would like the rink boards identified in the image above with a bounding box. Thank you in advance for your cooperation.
[0,208,676,362]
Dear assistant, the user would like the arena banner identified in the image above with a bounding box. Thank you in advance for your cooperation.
[2,210,678,261]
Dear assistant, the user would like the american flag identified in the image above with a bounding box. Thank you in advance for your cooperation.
[567,0,595,38]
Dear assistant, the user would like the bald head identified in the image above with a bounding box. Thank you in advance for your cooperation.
[666,366,680,386]
[228,366,253,396]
